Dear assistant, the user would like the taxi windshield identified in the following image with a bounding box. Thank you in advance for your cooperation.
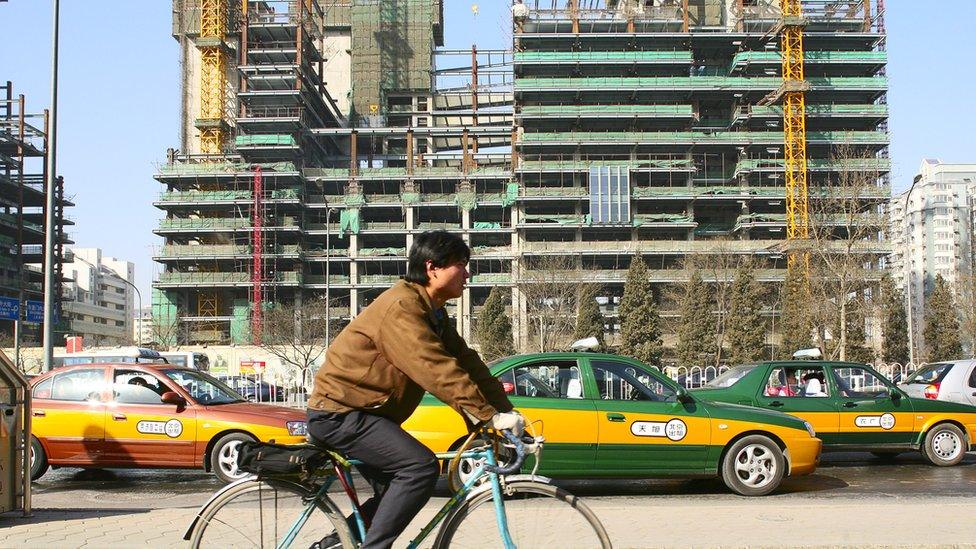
[704,364,758,388]
[163,369,244,405]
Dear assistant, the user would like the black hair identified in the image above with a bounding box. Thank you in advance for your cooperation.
[405,231,470,285]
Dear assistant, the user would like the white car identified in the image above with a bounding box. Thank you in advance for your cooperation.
[898,360,976,406]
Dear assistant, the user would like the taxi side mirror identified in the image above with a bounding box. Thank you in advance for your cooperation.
[676,387,694,404]
[889,387,902,401]
[161,391,187,411]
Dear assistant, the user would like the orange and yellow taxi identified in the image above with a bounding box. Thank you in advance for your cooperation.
[29,362,307,482]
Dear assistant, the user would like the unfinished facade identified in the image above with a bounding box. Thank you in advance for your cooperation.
[154,0,889,358]
[0,82,73,344]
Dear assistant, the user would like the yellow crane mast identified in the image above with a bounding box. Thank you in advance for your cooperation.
[198,0,229,155]
[779,0,810,272]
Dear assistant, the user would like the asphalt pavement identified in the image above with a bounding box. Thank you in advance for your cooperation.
[1,451,975,548]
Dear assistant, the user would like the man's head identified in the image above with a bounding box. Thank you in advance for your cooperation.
[129,376,149,388]
[405,231,471,301]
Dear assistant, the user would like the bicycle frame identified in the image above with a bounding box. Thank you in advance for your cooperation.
[279,443,518,549]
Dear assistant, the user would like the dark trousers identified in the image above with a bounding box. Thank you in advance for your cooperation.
[307,409,440,549]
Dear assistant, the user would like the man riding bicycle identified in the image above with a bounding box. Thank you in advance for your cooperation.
[307,231,523,549]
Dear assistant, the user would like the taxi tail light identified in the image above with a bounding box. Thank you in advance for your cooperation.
[923,383,940,399]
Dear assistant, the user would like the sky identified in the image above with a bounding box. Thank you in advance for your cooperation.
[1,0,975,303]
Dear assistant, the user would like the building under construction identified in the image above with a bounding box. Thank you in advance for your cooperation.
[155,0,889,355]
[0,82,73,343]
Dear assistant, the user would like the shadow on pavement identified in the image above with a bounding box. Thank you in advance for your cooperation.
[0,507,152,526]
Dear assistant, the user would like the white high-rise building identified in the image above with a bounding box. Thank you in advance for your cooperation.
[891,160,976,360]
[62,248,137,346]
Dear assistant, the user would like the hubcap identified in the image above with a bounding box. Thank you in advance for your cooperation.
[932,431,962,461]
[733,444,777,488]
[217,440,246,479]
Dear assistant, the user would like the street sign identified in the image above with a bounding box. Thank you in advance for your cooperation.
[26,300,44,323]
[0,297,18,321]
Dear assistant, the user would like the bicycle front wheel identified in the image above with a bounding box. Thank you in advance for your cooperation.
[189,478,356,549]
[433,480,611,549]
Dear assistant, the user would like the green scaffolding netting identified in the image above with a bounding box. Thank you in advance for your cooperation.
[455,192,477,211]
[235,134,297,147]
[522,131,889,144]
[231,299,250,344]
[159,161,298,175]
[515,51,693,63]
[343,193,366,207]
[632,213,693,226]
[515,76,887,91]
[473,221,502,229]
[524,214,584,225]
[502,183,519,207]
[401,192,421,205]
[358,247,406,257]
[519,105,695,116]
[339,209,361,234]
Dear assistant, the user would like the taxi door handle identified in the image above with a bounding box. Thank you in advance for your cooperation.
[843,402,858,408]
[606,413,626,422]
[112,413,128,421]
[32,410,45,417]
[767,401,784,407]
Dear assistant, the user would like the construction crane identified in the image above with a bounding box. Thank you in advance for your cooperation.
[777,0,811,273]
[198,0,229,155]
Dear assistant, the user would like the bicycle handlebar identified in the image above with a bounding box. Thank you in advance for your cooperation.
[483,430,527,475]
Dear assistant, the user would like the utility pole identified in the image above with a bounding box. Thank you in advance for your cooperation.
[42,0,61,371]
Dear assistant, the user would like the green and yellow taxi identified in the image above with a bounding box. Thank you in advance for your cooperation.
[403,352,821,496]
[692,360,976,466]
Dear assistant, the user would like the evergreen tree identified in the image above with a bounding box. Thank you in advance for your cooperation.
[778,267,814,358]
[475,286,514,361]
[618,255,663,366]
[726,265,767,364]
[879,275,909,364]
[923,275,962,362]
[675,271,714,366]
[844,297,875,364]
[573,295,606,349]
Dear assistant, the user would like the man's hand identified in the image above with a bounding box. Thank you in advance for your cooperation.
[489,411,525,435]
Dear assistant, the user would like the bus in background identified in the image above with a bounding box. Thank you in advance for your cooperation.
[52,347,210,371]
[53,347,167,368]
[158,350,210,372]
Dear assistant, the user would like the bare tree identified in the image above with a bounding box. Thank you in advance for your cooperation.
[150,315,186,350]
[953,272,976,358]
[258,296,337,388]
[807,142,887,360]
[517,255,600,352]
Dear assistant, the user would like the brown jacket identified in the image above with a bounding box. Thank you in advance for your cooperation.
[308,280,513,424]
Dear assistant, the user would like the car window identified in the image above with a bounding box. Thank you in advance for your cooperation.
[49,369,106,402]
[969,365,976,389]
[113,370,168,405]
[763,366,829,397]
[163,369,244,405]
[704,364,757,388]
[32,377,53,400]
[591,360,676,402]
[903,363,954,385]
[831,366,890,399]
[496,360,583,399]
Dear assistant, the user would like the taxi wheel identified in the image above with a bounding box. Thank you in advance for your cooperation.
[720,435,785,497]
[211,433,256,483]
[921,423,966,467]
[30,437,48,481]
[447,438,515,492]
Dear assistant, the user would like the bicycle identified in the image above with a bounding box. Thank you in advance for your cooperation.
[184,429,612,548]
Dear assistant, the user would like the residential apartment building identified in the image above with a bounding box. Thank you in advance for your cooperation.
[62,248,136,346]
[890,160,976,360]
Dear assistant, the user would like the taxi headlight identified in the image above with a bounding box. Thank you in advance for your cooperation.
[287,421,308,436]
[803,421,816,438]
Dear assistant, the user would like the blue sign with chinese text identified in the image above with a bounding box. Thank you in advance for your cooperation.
[0,297,20,321]
[26,300,45,323]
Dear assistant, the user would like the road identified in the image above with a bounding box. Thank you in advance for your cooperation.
[1,452,974,548]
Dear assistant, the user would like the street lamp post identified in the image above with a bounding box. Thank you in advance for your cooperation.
[902,177,921,364]
[42,0,61,371]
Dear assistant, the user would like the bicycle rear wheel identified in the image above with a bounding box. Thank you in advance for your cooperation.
[189,478,356,549]
[433,480,611,549]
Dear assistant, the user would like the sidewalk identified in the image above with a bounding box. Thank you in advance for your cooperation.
[2,495,975,548]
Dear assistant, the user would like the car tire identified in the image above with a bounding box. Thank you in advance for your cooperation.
[30,436,49,481]
[720,435,785,496]
[921,423,966,467]
[210,433,256,483]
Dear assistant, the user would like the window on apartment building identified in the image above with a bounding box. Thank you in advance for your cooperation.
[589,167,631,224]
